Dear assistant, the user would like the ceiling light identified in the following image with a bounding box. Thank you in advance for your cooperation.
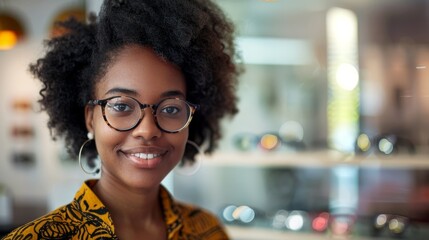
[0,12,25,50]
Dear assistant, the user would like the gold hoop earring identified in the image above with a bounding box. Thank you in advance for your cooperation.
[78,132,100,175]
[175,140,203,176]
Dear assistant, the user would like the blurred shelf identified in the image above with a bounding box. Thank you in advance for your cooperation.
[225,226,397,240]
[204,151,429,169]
[226,226,328,240]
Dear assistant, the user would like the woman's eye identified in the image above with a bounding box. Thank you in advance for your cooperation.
[107,103,133,112]
[161,106,180,115]
[114,104,130,112]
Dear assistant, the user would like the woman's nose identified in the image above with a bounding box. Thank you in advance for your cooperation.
[131,109,162,141]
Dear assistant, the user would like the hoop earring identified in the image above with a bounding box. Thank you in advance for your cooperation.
[175,140,203,176]
[78,132,100,175]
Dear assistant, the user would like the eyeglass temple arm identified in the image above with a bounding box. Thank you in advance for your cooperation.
[87,100,104,106]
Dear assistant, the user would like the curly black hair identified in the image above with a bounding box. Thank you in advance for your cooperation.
[30,0,240,163]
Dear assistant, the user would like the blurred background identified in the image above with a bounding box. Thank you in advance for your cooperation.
[1,0,429,239]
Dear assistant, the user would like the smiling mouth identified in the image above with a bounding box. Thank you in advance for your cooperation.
[129,153,163,160]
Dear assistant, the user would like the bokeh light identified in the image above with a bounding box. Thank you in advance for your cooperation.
[357,133,371,152]
[0,30,18,50]
[222,205,237,222]
[233,133,259,151]
[223,205,255,224]
[378,138,394,154]
[285,211,305,231]
[389,217,406,234]
[272,210,288,229]
[335,63,359,91]
[0,13,25,50]
[260,134,280,151]
[237,206,255,223]
[375,214,387,228]
[312,212,330,232]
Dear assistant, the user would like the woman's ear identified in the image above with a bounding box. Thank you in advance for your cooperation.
[85,105,95,134]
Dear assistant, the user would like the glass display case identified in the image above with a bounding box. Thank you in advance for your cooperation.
[174,152,429,239]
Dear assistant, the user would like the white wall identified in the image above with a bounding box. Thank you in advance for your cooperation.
[0,0,89,206]
[86,0,103,14]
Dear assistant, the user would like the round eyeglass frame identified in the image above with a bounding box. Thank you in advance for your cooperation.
[87,96,199,133]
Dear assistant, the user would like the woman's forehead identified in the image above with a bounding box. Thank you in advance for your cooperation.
[95,45,186,100]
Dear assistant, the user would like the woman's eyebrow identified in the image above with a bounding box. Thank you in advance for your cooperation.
[105,88,185,98]
[104,87,138,96]
[160,90,186,98]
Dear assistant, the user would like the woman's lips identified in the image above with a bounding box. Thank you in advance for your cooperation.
[122,150,167,169]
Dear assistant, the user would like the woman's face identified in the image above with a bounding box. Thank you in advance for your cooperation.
[85,45,188,190]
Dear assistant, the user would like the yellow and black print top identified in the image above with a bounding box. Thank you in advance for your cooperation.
[2,180,229,240]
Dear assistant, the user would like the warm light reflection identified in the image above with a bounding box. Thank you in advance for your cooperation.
[389,216,407,235]
[312,212,330,232]
[260,134,280,150]
[357,133,371,152]
[0,30,18,50]
[389,218,405,234]
[0,13,25,50]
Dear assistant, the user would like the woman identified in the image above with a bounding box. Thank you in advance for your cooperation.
[2,0,239,239]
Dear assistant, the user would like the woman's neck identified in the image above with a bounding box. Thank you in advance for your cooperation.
[92,174,167,239]
[93,175,162,221]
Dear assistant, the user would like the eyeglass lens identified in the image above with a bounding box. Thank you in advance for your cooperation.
[104,96,192,132]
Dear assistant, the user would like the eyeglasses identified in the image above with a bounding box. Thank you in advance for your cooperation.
[372,214,410,237]
[88,96,199,133]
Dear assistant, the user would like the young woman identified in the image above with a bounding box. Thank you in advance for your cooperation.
[2,0,239,239]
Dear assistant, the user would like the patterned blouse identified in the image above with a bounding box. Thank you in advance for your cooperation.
[2,180,229,240]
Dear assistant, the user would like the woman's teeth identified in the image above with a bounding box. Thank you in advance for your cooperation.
[131,153,161,160]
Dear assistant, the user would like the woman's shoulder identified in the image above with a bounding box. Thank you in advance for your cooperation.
[176,201,220,222]
[175,201,230,239]
[159,186,229,239]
